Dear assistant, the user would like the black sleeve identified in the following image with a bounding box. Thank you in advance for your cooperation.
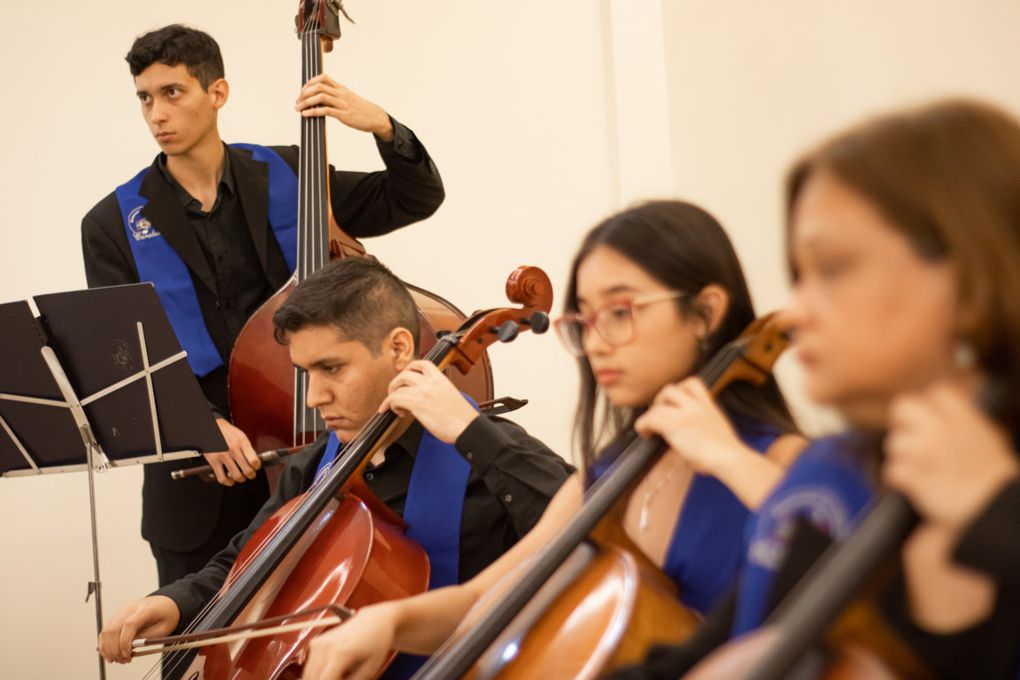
[880,569,1020,679]
[953,478,1020,589]
[327,117,445,238]
[81,204,139,288]
[152,440,326,629]
[270,117,444,240]
[873,479,1020,680]
[454,414,574,537]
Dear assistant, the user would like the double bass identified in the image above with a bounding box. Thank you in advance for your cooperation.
[410,313,792,679]
[136,265,553,679]
[228,0,492,454]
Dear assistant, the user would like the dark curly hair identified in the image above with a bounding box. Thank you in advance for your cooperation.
[125,24,224,89]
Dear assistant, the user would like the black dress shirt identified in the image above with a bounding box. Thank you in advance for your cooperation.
[156,149,275,359]
[155,414,574,629]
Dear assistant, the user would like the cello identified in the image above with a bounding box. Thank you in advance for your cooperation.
[410,313,791,680]
[137,265,553,680]
[681,492,933,680]
[228,0,492,454]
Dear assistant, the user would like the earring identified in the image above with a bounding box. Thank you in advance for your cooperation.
[953,340,977,371]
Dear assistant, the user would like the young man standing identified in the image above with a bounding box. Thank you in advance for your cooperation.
[81,25,446,587]
[97,258,572,680]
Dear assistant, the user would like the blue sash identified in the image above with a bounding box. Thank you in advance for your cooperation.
[730,433,874,636]
[315,420,474,680]
[314,427,472,588]
[114,144,298,376]
[662,420,780,613]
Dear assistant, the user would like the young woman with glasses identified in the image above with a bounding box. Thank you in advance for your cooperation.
[300,200,805,680]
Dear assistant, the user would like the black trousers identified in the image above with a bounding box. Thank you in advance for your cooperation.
[148,475,269,587]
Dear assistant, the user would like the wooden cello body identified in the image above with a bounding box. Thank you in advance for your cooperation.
[468,543,699,680]
[412,315,792,680]
[197,491,428,679]
[227,0,492,453]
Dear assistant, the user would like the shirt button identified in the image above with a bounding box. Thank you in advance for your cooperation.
[365,472,374,481]
[504,494,512,503]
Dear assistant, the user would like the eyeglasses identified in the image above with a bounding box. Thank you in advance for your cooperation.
[553,290,688,357]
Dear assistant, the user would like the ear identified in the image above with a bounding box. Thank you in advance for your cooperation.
[691,284,730,339]
[209,78,229,110]
[384,327,416,371]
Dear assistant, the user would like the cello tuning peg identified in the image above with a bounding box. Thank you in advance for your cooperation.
[522,312,550,334]
[492,320,520,343]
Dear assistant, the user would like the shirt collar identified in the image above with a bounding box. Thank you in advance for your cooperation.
[393,420,424,459]
[156,144,235,213]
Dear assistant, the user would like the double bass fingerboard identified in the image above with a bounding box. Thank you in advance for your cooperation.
[293,25,331,444]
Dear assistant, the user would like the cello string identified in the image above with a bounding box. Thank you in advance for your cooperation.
[157,327,454,664]
[154,310,495,677]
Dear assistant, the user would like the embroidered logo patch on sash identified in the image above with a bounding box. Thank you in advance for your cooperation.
[127,206,160,241]
[747,487,850,570]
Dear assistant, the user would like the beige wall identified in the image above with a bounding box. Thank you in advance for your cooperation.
[1,1,1019,677]
[660,0,1020,430]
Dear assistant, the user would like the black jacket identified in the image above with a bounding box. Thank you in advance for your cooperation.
[81,123,445,551]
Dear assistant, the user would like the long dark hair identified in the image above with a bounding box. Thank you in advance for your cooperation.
[565,200,797,467]
[786,100,1020,426]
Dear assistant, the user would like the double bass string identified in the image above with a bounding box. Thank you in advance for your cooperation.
[295,13,327,447]
[145,13,331,678]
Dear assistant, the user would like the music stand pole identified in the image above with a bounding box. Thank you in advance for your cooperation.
[41,347,109,680]
[85,433,107,680]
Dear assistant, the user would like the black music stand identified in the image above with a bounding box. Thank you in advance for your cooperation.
[0,283,226,680]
